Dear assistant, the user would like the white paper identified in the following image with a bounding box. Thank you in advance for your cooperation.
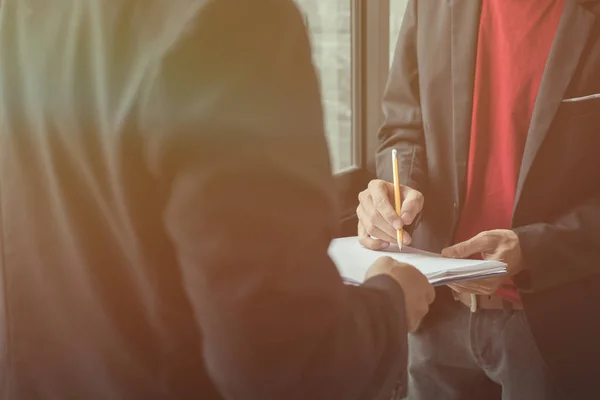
[328,236,507,285]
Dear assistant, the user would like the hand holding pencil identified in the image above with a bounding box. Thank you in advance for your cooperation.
[356,149,425,250]
[391,149,404,250]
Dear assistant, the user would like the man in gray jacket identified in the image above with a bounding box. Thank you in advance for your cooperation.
[358,0,600,398]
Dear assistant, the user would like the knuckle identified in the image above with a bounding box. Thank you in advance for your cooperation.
[373,196,391,212]
[483,236,496,249]
[414,190,424,204]
[409,264,422,272]
[373,256,395,270]
[428,292,436,304]
[413,313,425,328]
[357,222,366,237]
[476,231,492,241]
[384,227,398,239]
[372,194,385,207]
[473,231,487,241]
[356,206,364,220]
[368,179,381,190]
[373,180,388,194]
[408,313,420,325]
[359,238,373,249]
[379,256,396,265]
[357,190,367,202]
[397,263,416,275]
[368,214,379,227]
[396,262,414,271]
[415,296,428,309]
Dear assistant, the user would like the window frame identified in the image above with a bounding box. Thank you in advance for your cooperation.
[334,0,391,235]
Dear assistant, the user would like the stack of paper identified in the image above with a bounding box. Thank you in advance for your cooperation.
[328,236,507,286]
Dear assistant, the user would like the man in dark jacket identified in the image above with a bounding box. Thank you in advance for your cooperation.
[357,0,600,398]
[0,0,435,399]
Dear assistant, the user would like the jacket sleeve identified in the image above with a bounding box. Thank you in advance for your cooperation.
[514,192,600,293]
[376,0,427,195]
[143,1,409,399]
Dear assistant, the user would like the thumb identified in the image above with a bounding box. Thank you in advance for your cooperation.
[442,232,495,259]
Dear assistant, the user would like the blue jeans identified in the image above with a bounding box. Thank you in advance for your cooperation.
[402,291,564,400]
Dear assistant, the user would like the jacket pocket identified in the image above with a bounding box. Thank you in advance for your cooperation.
[559,95,600,118]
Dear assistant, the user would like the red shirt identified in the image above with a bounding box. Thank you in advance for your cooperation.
[453,0,566,305]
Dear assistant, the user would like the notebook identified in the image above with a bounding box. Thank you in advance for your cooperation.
[328,236,507,286]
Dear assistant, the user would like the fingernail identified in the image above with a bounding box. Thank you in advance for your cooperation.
[392,220,403,230]
[380,242,390,249]
[401,213,411,223]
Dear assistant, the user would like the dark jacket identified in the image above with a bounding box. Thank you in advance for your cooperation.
[378,0,600,395]
[0,0,408,398]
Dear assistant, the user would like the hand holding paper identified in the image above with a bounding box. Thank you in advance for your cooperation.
[329,237,507,286]
[365,257,435,332]
[442,229,523,295]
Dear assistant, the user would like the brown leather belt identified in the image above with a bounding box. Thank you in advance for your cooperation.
[454,292,524,312]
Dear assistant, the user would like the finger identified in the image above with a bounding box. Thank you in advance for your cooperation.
[442,231,497,259]
[448,284,474,294]
[405,267,435,304]
[399,187,424,225]
[450,279,499,295]
[470,276,508,293]
[407,316,423,333]
[448,283,490,295]
[448,284,461,293]
[358,189,398,239]
[449,281,483,294]
[367,180,403,230]
[425,282,436,304]
[474,286,497,295]
[356,200,398,242]
[408,303,430,333]
[402,230,413,246]
[357,221,390,250]
[356,205,397,244]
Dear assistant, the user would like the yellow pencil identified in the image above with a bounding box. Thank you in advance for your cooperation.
[391,149,403,250]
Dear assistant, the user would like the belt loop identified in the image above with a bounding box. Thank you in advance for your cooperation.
[470,294,477,313]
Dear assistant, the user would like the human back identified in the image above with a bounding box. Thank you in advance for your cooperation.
[0,1,436,399]
[0,1,222,397]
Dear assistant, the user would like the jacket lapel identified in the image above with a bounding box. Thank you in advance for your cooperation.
[450,0,482,207]
[514,0,597,210]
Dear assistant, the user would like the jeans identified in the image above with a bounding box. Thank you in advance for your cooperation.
[399,291,564,400]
